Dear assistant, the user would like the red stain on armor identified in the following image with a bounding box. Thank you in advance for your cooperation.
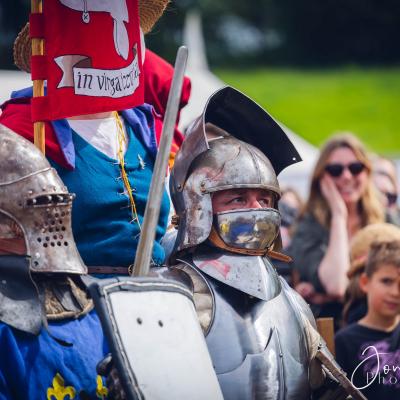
[198,260,231,279]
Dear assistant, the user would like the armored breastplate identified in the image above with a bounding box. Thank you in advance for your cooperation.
[178,246,312,400]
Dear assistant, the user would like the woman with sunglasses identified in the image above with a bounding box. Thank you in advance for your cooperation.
[287,133,384,329]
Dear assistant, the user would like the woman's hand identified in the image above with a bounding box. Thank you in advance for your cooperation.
[295,282,315,300]
[295,281,341,304]
[320,175,347,219]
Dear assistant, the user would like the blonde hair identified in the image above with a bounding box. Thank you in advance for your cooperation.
[303,133,384,228]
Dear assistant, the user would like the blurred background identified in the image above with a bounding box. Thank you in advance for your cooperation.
[1,0,399,192]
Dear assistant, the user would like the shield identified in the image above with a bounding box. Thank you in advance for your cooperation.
[89,276,223,400]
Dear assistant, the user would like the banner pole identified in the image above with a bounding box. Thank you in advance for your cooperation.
[31,0,45,154]
[132,46,188,277]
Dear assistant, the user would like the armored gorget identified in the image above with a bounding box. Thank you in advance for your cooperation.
[176,245,314,400]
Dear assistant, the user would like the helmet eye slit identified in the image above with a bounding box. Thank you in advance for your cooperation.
[26,194,72,207]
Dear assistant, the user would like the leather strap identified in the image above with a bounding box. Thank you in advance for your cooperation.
[0,238,26,255]
[267,250,292,263]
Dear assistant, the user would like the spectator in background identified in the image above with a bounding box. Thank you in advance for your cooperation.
[279,187,303,249]
[335,241,400,399]
[287,133,384,329]
[372,156,400,226]
[343,223,400,325]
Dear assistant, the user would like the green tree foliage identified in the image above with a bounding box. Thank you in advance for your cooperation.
[147,0,400,67]
[0,0,29,69]
[1,0,399,69]
[275,0,400,65]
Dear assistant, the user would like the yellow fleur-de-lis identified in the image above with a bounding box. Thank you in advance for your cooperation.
[96,375,109,399]
[47,373,76,400]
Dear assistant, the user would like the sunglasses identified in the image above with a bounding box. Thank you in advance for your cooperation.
[325,162,365,178]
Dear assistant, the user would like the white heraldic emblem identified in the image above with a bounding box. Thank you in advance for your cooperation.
[55,0,140,98]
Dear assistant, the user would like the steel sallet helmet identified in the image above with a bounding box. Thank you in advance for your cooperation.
[0,124,86,274]
[170,87,302,255]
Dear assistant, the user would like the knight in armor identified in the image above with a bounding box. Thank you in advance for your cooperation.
[164,87,363,399]
[0,124,109,399]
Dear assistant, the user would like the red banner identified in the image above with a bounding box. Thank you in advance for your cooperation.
[31,0,144,121]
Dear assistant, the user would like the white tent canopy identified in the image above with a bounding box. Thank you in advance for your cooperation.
[0,70,31,105]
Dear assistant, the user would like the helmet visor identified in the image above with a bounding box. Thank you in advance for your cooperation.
[214,208,281,251]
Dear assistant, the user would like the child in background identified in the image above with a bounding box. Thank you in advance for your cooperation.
[343,223,400,325]
[335,241,400,399]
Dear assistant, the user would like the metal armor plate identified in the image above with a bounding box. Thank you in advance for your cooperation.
[191,245,281,301]
[181,250,311,400]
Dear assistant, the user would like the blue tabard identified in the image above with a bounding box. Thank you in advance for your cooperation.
[0,310,108,400]
[51,119,170,267]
